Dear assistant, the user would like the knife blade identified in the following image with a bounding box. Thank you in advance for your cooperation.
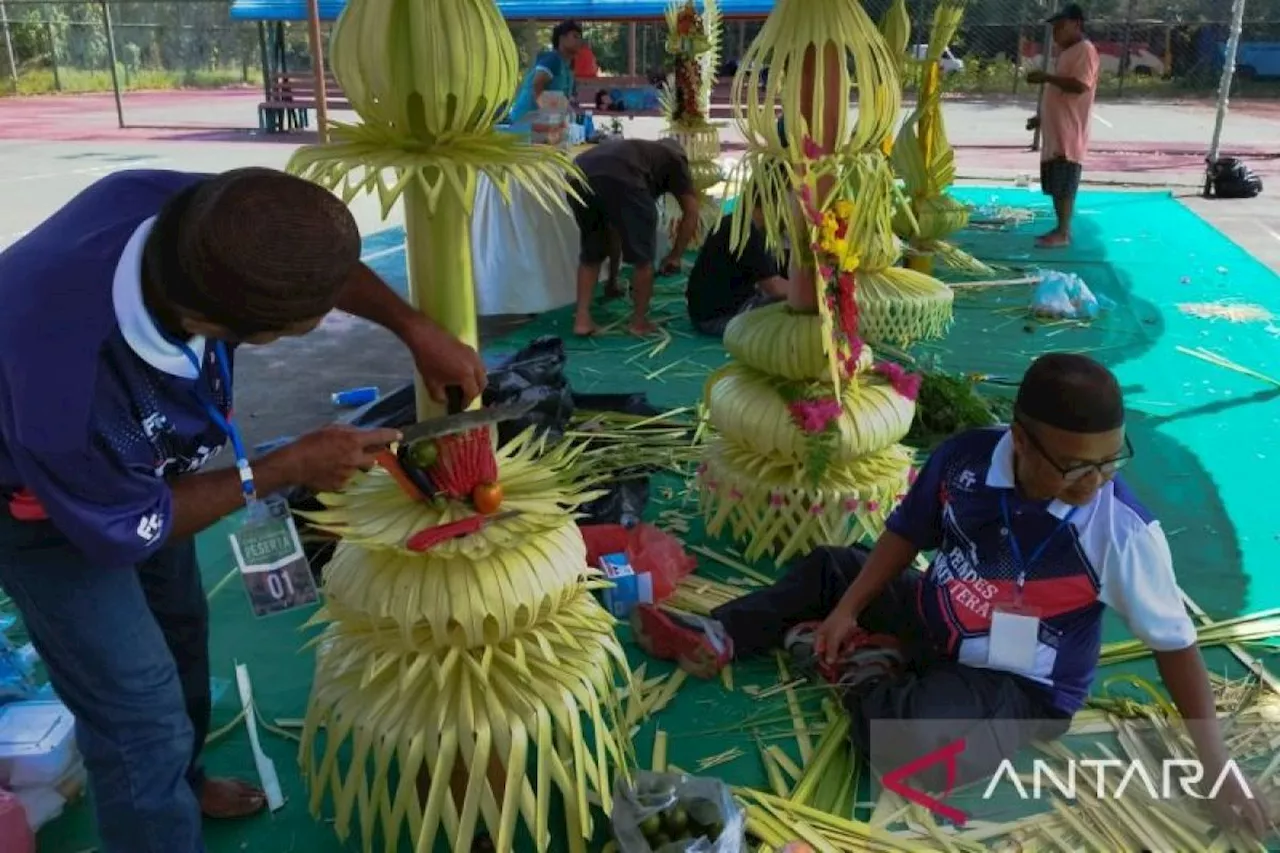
[399,399,537,444]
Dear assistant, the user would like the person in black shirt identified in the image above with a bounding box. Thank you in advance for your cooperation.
[569,139,701,337]
[686,196,789,338]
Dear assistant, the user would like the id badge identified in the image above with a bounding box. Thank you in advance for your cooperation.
[228,495,319,618]
[987,602,1041,673]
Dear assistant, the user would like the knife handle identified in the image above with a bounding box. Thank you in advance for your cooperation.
[406,515,485,552]
[446,385,464,415]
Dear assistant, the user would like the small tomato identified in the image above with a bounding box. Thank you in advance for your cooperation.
[472,482,504,514]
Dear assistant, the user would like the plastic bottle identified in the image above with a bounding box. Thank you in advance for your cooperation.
[0,788,35,853]
[331,386,380,407]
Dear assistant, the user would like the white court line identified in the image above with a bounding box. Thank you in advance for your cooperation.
[1263,225,1280,245]
[1092,110,1113,128]
[360,244,405,263]
[0,158,167,185]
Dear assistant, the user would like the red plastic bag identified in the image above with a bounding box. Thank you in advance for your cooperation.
[579,524,697,602]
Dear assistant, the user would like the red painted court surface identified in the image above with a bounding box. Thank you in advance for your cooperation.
[2,88,1277,157]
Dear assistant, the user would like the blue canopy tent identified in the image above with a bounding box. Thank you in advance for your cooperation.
[229,0,775,22]
[235,0,773,134]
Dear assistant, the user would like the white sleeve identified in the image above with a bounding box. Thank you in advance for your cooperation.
[1098,520,1197,652]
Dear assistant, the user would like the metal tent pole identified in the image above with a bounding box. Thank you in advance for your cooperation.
[101,0,125,128]
[306,0,329,141]
[1,0,19,93]
[1204,0,1247,198]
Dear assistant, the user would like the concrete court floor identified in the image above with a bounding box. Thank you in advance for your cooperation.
[1,89,1279,452]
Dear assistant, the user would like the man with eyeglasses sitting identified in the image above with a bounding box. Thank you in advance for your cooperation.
[632,352,1269,837]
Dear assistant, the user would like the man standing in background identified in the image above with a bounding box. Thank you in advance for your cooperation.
[508,20,584,124]
[1026,4,1099,249]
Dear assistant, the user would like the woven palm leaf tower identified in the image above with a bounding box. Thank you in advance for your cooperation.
[660,0,725,249]
[285,2,632,851]
[892,0,993,275]
[696,0,954,565]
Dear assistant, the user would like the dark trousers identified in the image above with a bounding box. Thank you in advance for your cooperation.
[712,546,1069,792]
[1040,156,1083,201]
[0,509,209,852]
[692,292,784,338]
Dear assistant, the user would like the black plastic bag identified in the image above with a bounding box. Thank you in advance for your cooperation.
[481,336,575,445]
[482,338,657,527]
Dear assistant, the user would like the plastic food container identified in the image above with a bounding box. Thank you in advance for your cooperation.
[0,700,79,788]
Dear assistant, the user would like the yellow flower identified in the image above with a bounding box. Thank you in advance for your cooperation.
[834,200,855,220]
[830,238,850,260]
[840,251,860,272]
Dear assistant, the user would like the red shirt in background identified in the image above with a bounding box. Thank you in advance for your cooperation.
[574,44,599,78]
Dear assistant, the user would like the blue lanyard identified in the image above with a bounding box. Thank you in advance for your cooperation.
[999,492,1077,593]
[176,339,256,505]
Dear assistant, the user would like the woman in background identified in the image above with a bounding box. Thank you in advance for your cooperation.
[508,20,584,124]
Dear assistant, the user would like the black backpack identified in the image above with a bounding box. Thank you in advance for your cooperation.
[1209,157,1263,199]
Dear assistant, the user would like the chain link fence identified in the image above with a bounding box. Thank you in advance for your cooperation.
[905,0,1278,99]
[3,2,1271,98]
[0,0,259,96]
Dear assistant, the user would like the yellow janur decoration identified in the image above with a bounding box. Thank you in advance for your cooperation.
[892,0,994,275]
[697,0,954,564]
[299,432,632,852]
[284,1,632,851]
[660,0,725,249]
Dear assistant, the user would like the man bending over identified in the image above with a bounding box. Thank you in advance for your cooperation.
[633,353,1268,836]
[568,139,700,336]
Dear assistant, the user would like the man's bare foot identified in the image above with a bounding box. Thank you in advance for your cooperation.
[574,319,601,337]
[201,777,267,819]
[1035,232,1070,248]
[629,319,660,336]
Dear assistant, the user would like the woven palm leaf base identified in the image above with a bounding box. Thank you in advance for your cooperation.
[298,432,632,853]
[697,306,916,567]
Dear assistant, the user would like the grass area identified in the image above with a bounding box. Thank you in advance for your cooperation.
[1,65,261,97]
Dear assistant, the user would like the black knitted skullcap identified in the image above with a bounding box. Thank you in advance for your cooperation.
[1014,352,1124,433]
[151,167,360,336]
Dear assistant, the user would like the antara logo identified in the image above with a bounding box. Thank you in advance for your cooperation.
[881,738,1255,827]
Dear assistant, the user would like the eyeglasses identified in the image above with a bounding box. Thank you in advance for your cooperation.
[1016,419,1134,483]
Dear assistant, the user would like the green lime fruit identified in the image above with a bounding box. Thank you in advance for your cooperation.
[662,805,689,834]
[406,440,438,468]
[639,813,663,837]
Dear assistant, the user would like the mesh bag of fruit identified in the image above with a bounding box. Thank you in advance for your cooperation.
[611,771,746,852]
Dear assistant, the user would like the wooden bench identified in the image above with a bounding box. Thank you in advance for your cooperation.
[259,72,352,134]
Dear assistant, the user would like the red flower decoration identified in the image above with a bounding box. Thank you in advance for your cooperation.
[788,398,842,433]
[802,135,826,160]
[874,361,923,401]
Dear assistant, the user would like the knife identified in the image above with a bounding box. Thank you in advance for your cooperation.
[399,387,536,445]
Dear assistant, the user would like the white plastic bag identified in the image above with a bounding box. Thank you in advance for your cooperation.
[1030,269,1115,320]
[611,771,746,853]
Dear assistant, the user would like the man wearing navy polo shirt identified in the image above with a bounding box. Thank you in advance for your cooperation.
[634,353,1268,838]
[0,168,487,852]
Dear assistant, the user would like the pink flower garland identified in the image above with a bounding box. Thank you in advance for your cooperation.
[873,361,923,401]
[788,398,842,433]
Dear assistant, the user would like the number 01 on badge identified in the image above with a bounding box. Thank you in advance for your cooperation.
[228,496,319,618]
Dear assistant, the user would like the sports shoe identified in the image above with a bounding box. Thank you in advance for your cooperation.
[783,622,904,686]
[631,605,733,679]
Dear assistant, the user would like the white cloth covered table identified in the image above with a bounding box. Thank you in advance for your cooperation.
[471,173,673,317]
